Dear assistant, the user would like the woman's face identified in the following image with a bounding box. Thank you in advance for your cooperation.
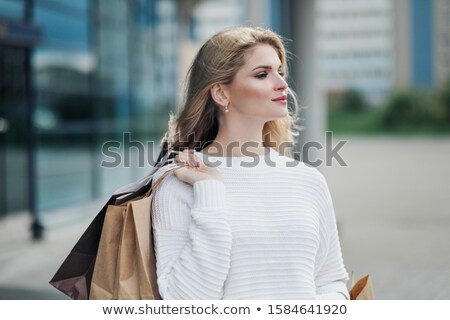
[225,44,289,122]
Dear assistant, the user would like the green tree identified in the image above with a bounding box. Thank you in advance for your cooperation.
[339,88,368,112]
[380,90,432,127]
[435,78,450,124]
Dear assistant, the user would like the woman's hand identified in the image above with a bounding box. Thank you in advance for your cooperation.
[173,149,222,185]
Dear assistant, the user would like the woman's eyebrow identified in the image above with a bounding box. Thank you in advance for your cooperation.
[252,64,283,71]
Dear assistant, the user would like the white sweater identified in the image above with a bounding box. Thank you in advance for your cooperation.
[151,148,349,300]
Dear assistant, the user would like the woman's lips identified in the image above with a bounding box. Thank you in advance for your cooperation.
[272,95,287,104]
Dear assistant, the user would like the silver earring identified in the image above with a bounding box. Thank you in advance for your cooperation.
[224,103,229,113]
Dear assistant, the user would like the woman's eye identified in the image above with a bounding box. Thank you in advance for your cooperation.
[255,71,285,79]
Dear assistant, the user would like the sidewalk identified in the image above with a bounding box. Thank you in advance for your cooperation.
[323,136,450,299]
[0,199,106,299]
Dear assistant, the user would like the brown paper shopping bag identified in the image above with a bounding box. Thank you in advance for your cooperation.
[89,168,175,300]
[89,191,159,300]
[349,273,375,300]
[89,205,126,299]
[115,196,160,299]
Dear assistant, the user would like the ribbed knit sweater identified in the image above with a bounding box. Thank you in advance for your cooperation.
[151,147,349,300]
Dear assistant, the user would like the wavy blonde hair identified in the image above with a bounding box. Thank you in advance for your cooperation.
[161,26,299,157]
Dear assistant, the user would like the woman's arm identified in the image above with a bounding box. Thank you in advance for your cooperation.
[315,281,349,300]
[152,173,232,299]
[313,171,349,300]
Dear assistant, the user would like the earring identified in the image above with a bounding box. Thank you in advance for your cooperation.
[224,103,229,113]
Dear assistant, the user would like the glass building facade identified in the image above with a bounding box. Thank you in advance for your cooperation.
[0,0,178,225]
[411,0,434,87]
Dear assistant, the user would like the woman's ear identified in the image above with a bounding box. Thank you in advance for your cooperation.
[210,84,229,107]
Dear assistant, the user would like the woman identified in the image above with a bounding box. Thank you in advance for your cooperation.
[152,26,349,299]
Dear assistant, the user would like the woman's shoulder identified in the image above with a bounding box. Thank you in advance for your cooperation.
[152,163,175,182]
[274,153,330,191]
[151,165,195,230]
[152,164,193,201]
[276,153,324,176]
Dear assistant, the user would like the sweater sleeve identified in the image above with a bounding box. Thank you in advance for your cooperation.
[313,171,349,299]
[151,172,232,299]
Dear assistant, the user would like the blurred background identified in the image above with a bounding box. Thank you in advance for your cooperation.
[0,0,449,299]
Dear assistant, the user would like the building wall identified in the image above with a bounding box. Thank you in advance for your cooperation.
[316,0,450,105]
[434,0,450,86]
[177,0,249,105]
[191,0,247,41]
[411,0,435,87]
[1,0,37,216]
[393,0,411,89]
[0,0,179,216]
[316,0,394,106]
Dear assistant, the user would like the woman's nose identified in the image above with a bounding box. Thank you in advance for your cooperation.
[276,75,288,91]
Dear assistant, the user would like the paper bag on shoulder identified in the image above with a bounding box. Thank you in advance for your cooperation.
[89,195,160,300]
[89,168,175,300]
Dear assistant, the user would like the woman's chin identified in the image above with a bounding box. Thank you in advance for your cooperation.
[273,109,289,119]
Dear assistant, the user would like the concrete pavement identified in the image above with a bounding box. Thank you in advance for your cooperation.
[0,136,449,299]
[323,136,450,299]
[0,199,106,299]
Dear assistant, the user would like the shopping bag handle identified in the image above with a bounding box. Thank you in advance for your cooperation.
[145,163,183,197]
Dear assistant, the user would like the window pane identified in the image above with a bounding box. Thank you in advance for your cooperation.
[35,6,88,49]
[0,0,23,20]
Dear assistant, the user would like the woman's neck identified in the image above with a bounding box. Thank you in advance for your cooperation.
[203,131,266,157]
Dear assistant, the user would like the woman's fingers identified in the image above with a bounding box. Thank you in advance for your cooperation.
[173,149,200,168]
[171,149,221,185]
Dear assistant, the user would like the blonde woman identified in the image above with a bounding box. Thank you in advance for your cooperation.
[152,26,349,300]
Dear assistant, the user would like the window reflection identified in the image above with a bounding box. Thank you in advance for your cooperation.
[1,0,178,215]
[0,0,24,20]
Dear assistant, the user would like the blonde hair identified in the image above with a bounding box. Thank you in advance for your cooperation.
[162,26,299,157]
